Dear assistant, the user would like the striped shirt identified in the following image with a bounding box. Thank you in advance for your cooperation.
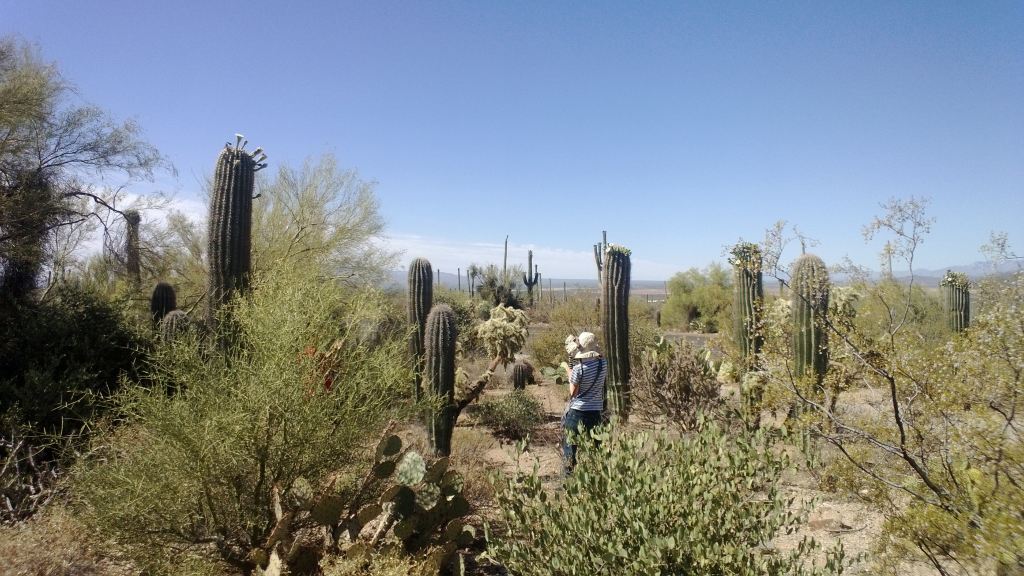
[569,357,606,412]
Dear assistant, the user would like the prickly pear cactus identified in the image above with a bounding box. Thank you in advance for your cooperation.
[940,270,970,332]
[158,309,191,343]
[206,134,266,327]
[729,242,764,370]
[790,254,829,384]
[150,282,177,324]
[124,210,141,285]
[508,360,535,390]
[424,304,457,455]
[408,257,434,401]
[602,244,631,419]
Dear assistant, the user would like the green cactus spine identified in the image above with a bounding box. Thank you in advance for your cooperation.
[522,250,539,306]
[150,282,177,324]
[408,257,434,401]
[124,210,141,285]
[602,244,631,419]
[206,135,265,326]
[508,360,534,390]
[790,254,829,385]
[730,242,764,370]
[940,270,970,332]
[159,309,190,343]
[424,304,457,456]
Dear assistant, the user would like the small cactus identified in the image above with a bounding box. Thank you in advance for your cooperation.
[730,242,764,370]
[508,360,535,390]
[150,282,177,324]
[940,270,970,332]
[424,304,457,456]
[790,254,829,385]
[408,258,434,401]
[159,309,191,343]
[602,244,631,419]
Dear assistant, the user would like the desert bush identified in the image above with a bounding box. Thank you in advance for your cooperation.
[476,390,543,440]
[632,338,720,429]
[487,419,850,575]
[73,265,411,573]
[0,283,146,436]
[662,263,732,332]
[528,296,599,368]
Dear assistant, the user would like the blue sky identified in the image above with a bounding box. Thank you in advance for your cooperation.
[3,1,1021,279]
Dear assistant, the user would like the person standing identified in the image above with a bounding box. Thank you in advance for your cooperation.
[562,331,606,473]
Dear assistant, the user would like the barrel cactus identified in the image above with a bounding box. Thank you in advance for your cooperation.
[940,270,970,332]
[408,257,434,401]
[729,242,764,370]
[159,309,191,343]
[508,360,535,390]
[424,304,457,455]
[150,282,177,324]
[124,210,141,285]
[602,244,631,419]
[206,134,266,326]
[790,254,829,385]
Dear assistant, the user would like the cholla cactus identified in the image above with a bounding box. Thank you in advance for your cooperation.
[940,270,970,332]
[476,304,529,366]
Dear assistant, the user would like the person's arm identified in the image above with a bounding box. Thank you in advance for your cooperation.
[568,363,581,398]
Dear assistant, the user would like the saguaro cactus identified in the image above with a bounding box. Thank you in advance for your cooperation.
[522,250,539,306]
[593,230,608,284]
[602,244,631,419]
[730,242,764,370]
[940,270,970,332]
[150,282,177,324]
[408,257,433,401]
[424,304,457,455]
[508,360,535,390]
[124,210,141,285]
[206,134,266,326]
[790,254,829,386]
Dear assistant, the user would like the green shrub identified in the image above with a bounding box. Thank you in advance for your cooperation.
[476,390,543,440]
[0,283,146,435]
[72,266,412,573]
[487,420,850,576]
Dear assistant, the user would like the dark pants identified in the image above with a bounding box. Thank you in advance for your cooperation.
[562,408,602,474]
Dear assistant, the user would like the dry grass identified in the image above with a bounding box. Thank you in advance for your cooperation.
[0,507,135,576]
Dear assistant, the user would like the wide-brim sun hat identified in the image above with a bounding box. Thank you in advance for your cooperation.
[574,331,600,359]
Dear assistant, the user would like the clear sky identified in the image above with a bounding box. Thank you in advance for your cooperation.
[3,1,1021,279]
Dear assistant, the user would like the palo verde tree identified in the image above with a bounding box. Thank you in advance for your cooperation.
[0,37,166,301]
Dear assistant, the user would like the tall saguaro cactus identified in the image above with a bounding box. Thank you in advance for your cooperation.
[593,230,608,284]
[150,282,177,325]
[522,250,539,306]
[602,244,631,419]
[730,242,764,370]
[408,257,434,401]
[940,270,970,332]
[424,304,457,455]
[206,134,266,326]
[791,254,829,386]
[124,210,141,285]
